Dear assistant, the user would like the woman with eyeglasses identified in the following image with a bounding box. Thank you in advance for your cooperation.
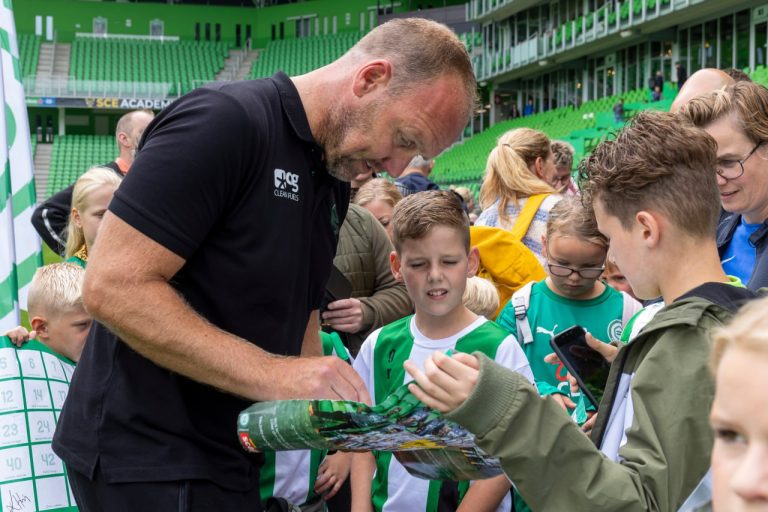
[475,127,562,266]
[680,81,768,292]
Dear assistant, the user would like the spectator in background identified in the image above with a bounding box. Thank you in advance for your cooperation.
[32,109,154,255]
[613,98,624,123]
[451,185,480,223]
[354,178,403,240]
[476,127,561,265]
[321,204,412,355]
[675,61,688,88]
[724,67,752,83]
[681,81,768,291]
[550,140,579,196]
[523,96,535,116]
[394,155,439,196]
[653,69,664,91]
[509,102,520,119]
[652,85,663,102]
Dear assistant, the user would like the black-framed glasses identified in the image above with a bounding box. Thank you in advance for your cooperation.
[547,262,605,279]
[716,141,764,180]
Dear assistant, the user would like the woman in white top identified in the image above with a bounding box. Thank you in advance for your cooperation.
[476,128,562,265]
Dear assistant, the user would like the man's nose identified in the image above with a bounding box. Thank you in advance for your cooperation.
[381,153,417,178]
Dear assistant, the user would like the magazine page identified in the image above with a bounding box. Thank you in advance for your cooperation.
[237,384,502,480]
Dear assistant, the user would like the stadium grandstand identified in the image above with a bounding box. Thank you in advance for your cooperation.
[10,0,768,204]
[4,1,768,510]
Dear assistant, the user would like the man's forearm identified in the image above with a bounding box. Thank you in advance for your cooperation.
[83,212,370,404]
[86,274,290,401]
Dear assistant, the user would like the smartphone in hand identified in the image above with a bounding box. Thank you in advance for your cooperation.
[549,326,610,408]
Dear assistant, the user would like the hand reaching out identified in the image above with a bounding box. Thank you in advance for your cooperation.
[404,351,480,413]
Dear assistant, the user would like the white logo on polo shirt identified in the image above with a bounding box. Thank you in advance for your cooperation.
[273,168,300,202]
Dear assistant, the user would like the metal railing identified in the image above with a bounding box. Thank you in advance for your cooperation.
[24,75,181,99]
[473,0,703,81]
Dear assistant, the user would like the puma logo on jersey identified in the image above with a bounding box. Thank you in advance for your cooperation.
[536,324,558,339]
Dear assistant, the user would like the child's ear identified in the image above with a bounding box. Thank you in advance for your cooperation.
[72,208,82,229]
[541,234,548,259]
[467,247,480,277]
[390,251,404,282]
[635,211,660,248]
[30,317,48,339]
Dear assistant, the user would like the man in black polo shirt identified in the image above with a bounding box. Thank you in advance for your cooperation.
[53,18,476,511]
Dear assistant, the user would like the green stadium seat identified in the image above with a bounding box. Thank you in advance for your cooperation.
[70,37,230,94]
[250,33,363,79]
[46,135,116,198]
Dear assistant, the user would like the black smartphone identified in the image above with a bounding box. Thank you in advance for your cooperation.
[549,326,610,408]
[325,265,353,302]
[320,266,354,325]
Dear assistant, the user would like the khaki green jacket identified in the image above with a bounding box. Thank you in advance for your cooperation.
[447,285,755,511]
[333,204,412,354]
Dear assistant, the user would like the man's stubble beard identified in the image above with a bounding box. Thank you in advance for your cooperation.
[318,101,377,182]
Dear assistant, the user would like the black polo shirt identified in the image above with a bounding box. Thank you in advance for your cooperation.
[53,73,349,491]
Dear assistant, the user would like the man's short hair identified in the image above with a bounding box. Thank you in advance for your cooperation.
[349,18,477,117]
[27,263,85,318]
[392,190,470,253]
[679,81,768,145]
[723,68,752,83]
[115,109,154,141]
[579,110,720,238]
[550,140,574,169]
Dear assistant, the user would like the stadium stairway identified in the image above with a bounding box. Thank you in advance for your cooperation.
[34,42,70,95]
[33,142,51,205]
[216,49,259,82]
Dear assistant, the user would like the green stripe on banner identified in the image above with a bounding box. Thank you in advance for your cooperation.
[0,163,9,214]
[0,267,18,316]
[0,28,9,53]
[11,181,33,217]
[4,103,14,146]
[15,252,39,290]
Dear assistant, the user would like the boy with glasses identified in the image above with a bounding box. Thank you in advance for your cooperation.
[680,81,768,291]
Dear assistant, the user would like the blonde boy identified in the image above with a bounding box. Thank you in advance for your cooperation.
[462,276,499,319]
[406,112,758,511]
[350,190,533,512]
[6,263,90,362]
[0,262,86,510]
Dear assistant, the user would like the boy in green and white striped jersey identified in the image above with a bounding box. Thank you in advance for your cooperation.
[350,191,534,512]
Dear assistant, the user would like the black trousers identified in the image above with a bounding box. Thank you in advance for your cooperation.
[67,466,264,512]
